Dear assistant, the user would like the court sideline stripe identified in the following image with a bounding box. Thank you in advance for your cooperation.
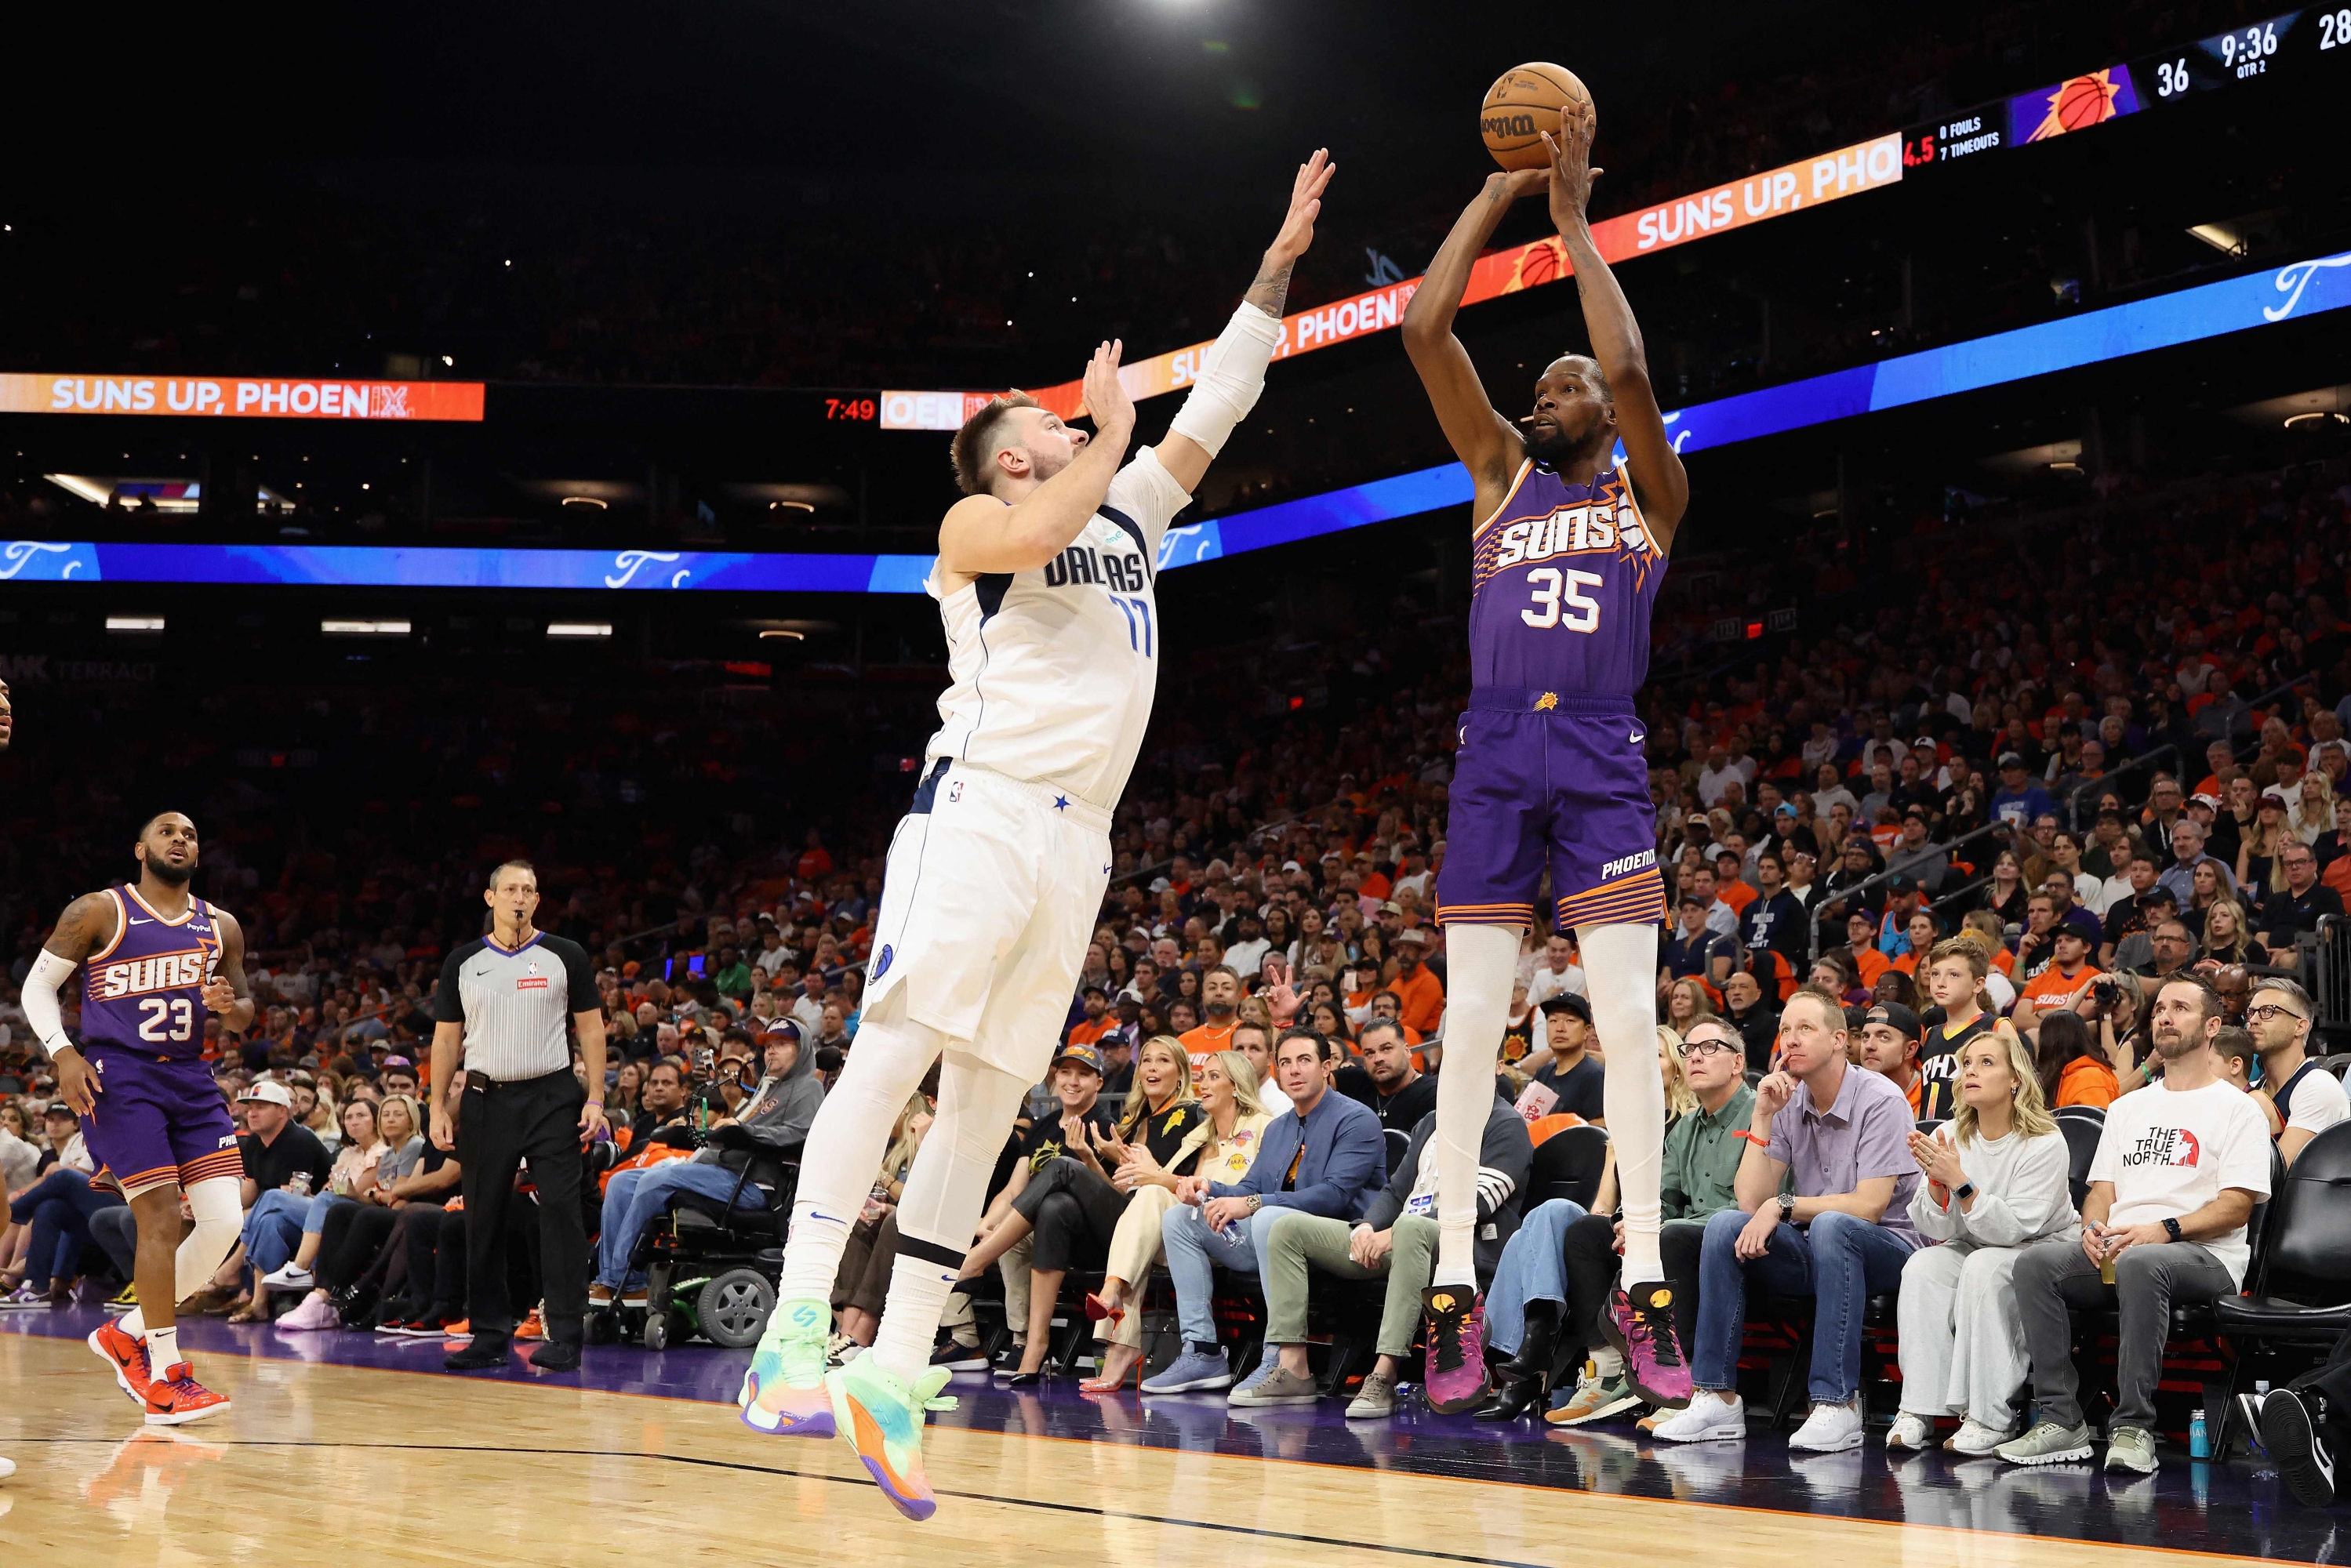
[18,1436,1553,1568]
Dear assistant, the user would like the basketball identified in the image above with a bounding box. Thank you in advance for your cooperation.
[1480,62,1592,171]
[2054,72,2114,132]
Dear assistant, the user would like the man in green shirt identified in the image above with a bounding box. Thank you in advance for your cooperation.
[709,942,755,1003]
[1474,1016,1758,1424]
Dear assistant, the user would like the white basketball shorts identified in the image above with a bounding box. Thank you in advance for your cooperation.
[862,758,1113,1083]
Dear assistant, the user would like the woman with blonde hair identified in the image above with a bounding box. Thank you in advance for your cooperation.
[2291,771,2338,847]
[2238,791,2295,898]
[1664,977,1713,1034]
[1887,1025,2077,1455]
[2203,896,2256,967]
[1079,1049,1272,1392]
[1657,1026,1699,1121]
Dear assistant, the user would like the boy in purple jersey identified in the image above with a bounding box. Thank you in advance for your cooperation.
[24,811,254,1425]
[1401,102,1692,1415]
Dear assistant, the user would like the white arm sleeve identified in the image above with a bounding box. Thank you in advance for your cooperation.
[1167,301,1283,459]
[23,948,76,1057]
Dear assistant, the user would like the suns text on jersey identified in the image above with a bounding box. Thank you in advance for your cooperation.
[1492,505,1650,569]
[93,949,210,1000]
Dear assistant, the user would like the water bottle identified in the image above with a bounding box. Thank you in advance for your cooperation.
[2189,1411,2211,1458]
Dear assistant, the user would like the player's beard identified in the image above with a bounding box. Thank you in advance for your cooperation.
[1521,420,1579,467]
[146,853,195,887]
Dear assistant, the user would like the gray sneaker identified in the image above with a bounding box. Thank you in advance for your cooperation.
[2104,1425,2159,1474]
[1346,1370,1399,1420]
[1228,1363,1321,1407]
[1996,1419,2096,1466]
[1141,1346,1232,1395]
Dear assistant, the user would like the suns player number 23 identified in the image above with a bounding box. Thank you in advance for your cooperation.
[1521,567,1603,633]
[137,996,194,1043]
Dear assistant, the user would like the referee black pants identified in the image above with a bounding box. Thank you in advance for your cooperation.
[458,1067,589,1344]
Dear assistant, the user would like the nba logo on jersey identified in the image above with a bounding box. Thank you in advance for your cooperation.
[517,959,548,991]
[950,780,965,804]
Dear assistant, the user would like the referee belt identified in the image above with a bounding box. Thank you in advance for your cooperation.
[462,1066,574,1093]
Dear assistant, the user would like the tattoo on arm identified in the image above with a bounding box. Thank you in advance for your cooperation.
[44,893,113,964]
[1243,253,1295,318]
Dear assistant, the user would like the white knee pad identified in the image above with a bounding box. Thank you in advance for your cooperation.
[177,1177,245,1301]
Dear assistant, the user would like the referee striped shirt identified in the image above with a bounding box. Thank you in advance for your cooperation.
[432,932,598,1081]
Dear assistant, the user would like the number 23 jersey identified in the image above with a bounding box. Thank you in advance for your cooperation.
[925,447,1190,812]
[1469,459,1666,697]
[80,885,225,1061]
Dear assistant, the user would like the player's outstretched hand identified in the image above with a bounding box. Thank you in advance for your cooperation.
[1487,166,1549,202]
[1267,147,1336,263]
[1080,339,1132,438]
[1539,100,1602,234]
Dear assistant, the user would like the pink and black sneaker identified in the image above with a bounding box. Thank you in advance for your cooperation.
[1420,1285,1490,1414]
[1603,1281,1692,1408]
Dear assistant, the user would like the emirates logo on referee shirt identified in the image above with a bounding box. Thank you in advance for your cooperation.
[517,958,549,992]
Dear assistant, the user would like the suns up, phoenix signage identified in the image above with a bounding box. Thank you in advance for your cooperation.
[0,374,486,421]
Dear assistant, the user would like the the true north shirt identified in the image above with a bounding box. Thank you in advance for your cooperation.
[432,931,598,1081]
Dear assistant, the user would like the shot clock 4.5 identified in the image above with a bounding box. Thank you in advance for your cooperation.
[2139,9,2348,100]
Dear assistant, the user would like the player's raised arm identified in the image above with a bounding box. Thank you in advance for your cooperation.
[1154,148,1336,494]
[936,341,1137,578]
[1543,106,1688,543]
[1401,167,1548,514]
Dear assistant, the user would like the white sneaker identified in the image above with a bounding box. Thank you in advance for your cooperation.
[1790,1398,1865,1453]
[1946,1416,2017,1456]
[1885,1411,1933,1450]
[1649,1388,1746,1443]
[260,1263,314,1290]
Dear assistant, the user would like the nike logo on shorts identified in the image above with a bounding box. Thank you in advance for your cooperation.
[1630,729,1646,743]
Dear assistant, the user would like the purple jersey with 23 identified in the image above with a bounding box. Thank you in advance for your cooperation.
[79,885,225,1062]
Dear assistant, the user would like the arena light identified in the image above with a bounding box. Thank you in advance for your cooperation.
[560,495,609,510]
[106,615,164,633]
[320,619,410,636]
[546,622,612,637]
[2284,411,2349,428]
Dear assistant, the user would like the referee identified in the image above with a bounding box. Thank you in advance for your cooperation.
[429,858,608,1373]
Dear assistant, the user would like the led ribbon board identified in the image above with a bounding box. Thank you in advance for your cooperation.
[7,251,2346,590]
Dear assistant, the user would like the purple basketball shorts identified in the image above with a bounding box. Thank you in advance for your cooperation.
[78,1045,242,1195]
[1433,687,1666,933]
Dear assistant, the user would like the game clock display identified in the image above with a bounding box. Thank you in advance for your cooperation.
[2136,9,2349,100]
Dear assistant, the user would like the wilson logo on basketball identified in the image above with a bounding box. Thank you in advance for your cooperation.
[93,950,210,1000]
[1481,112,1538,139]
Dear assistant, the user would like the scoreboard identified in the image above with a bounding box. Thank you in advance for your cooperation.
[1904,8,2346,172]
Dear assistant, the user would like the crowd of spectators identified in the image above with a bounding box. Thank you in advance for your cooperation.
[2,451,2349,1483]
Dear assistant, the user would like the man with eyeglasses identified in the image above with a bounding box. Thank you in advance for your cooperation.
[2257,843,2346,970]
[2247,978,2346,1167]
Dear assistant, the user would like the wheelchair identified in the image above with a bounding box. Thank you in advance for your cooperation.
[586,1126,799,1352]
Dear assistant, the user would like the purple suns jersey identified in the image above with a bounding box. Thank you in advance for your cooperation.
[1468,459,1666,697]
[80,886,225,1062]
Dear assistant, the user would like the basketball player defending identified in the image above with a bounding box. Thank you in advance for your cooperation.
[23,811,253,1425]
[741,151,1335,1519]
[1401,105,1690,1413]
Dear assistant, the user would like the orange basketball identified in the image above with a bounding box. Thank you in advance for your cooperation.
[1481,62,1593,172]
[2054,73,2113,132]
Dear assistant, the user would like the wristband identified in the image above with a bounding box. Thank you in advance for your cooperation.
[1735,1130,1771,1148]
[583,1100,604,1109]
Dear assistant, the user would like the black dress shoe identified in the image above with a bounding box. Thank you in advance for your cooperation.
[1473,1375,1546,1423]
[445,1335,513,1372]
[530,1338,583,1372]
[997,1368,1048,1388]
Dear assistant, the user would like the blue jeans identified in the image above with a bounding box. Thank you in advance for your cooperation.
[9,1168,125,1290]
[1483,1198,1588,1358]
[1692,1206,1917,1403]
[595,1162,761,1290]
[1160,1203,1285,1345]
[242,1189,310,1276]
[300,1192,352,1236]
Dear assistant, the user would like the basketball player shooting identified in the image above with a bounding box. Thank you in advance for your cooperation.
[24,811,254,1426]
[739,149,1335,1522]
[1401,102,1690,1413]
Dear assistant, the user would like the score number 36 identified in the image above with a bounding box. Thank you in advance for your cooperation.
[1521,568,1603,632]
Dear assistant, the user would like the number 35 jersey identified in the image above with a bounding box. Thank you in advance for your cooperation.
[81,885,226,1062]
[925,447,1190,812]
[1469,459,1666,698]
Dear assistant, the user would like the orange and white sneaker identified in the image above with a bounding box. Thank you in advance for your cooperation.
[144,1363,231,1426]
[88,1319,154,1407]
[441,1318,474,1344]
[515,1308,546,1341]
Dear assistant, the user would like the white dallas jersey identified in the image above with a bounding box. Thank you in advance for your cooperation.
[925,448,1190,810]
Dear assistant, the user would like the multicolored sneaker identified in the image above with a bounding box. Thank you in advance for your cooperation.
[1420,1285,1489,1414]
[1603,1282,1693,1408]
[829,1353,957,1522]
[88,1319,154,1406]
[739,1298,834,1438]
[144,1362,231,1426]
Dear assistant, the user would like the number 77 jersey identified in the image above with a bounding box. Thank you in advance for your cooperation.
[81,885,227,1060]
[1470,458,1665,696]
[925,448,1190,812]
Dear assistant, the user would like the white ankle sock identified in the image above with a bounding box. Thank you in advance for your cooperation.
[1430,922,1521,1287]
[144,1325,181,1370]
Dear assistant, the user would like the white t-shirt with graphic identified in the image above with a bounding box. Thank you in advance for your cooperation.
[2089,1078,2273,1287]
